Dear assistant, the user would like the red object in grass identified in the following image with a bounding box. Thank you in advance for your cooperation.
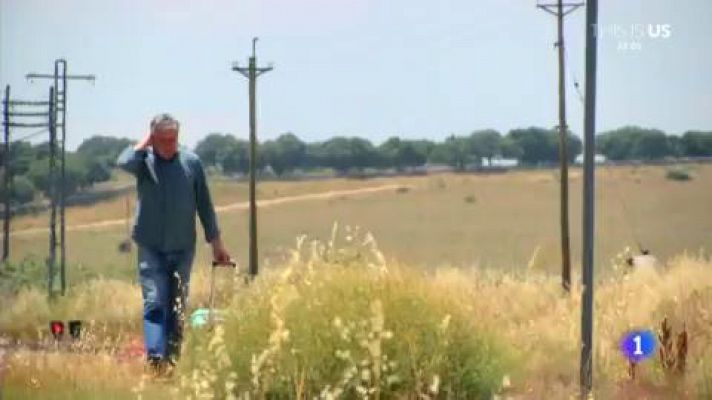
[50,321,64,339]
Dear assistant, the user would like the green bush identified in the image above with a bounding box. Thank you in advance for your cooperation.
[0,256,47,296]
[27,154,91,198]
[666,168,692,181]
[11,175,36,204]
[85,157,113,185]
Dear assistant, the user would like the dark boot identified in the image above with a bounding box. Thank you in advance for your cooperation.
[166,334,183,366]
[163,356,177,379]
[145,355,166,378]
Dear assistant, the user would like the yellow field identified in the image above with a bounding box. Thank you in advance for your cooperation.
[3,164,711,284]
[2,232,711,398]
[2,164,711,398]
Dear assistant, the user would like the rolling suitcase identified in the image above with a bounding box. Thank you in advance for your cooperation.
[190,260,238,328]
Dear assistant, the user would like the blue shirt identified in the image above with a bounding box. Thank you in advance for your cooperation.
[116,145,220,252]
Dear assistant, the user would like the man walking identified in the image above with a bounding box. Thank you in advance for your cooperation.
[117,113,231,374]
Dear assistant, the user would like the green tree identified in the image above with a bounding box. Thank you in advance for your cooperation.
[507,127,558,165]
[667,135,684,158]
[349,137,380,170]
[0,141,35,176]
[598,126,670,160]
[261,133,307,176]
[84,157,113,184]
[469,129,503,165]
[501,137,523,159]
[32,141,50,160]
[506,127,580,165]
[681,131,712,157]
[598,129,633,160]
[632,129,669,159]
[195,133,240,167]
[304,142,326,170]
[318,137,380,174]
[10,175,35,204]
[321,137,352,173]
[428,135,472,171]
[76,135,132,167]
[378,137,427,171]
[27,161,50,197]
[59,153,91,196]
[27,153,89,198]
[220,139,250,175]
[0,174,35,205]
[411,139,435,162]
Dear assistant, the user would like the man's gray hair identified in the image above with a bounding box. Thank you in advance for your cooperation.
[150,113,180,132]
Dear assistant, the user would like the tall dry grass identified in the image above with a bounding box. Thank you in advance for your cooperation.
[2,227,711,398]
[178,225,511,398]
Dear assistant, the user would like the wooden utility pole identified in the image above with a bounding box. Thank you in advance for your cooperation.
[231,38,274,278]
[581,0,598,397]
[47,87,58,298]
[2,86,10,262]
[537,0,583,292]
[27,59,95,295]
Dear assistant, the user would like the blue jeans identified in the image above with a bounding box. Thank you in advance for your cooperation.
[137,244,195,360]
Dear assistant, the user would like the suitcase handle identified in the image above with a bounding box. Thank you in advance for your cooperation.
[212,260,237,268]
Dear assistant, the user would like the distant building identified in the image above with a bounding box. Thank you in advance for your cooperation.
[575,154,607,164]
[482,158,519,168]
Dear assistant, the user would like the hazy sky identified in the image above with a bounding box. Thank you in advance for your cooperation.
[1,0,710,150]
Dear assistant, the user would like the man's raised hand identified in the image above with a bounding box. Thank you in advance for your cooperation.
[134,132,153,151]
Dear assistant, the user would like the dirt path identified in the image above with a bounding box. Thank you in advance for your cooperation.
[8,184,407,237]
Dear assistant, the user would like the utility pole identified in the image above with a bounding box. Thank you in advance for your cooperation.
[2,86,10,262]
[27,59,96,295]
[581,0,598,397]
[47,87,58,299]
[536,0,583,292]
[231,38,274,278]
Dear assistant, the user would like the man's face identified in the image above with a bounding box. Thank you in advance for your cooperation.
[152,122,179,159]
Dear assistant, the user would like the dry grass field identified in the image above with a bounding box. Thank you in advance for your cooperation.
[3,164,711,283]
[1,229,711,398]
[1,163,711,398]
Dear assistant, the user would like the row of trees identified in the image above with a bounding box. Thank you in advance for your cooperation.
[195,126,712,176]
[2,126,710,204]
[195,128,585,176]
[0,136,131,205]
[597,127,712,160]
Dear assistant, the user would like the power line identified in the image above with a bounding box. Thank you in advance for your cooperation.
[12,128,48,143]
[563,44,585,104]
